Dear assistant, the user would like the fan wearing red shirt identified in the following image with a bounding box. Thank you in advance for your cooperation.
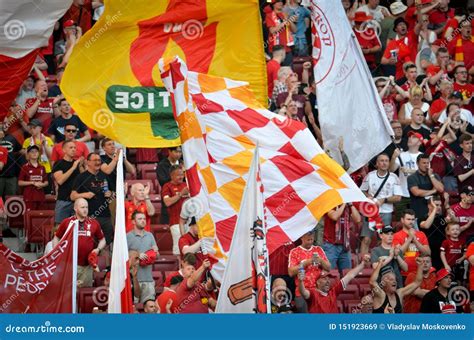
[298,255,371,314]
[162,166,189,256]
[453,65,474,112]
[381,18,415,79]
[62,0,93,34]
[18,145,48,212]
[393,209,431,276]
[403,254,437,313]
[428,0,454,35]
[447,186,474,244]
[0,146,7,172]
[428,80,453,122]
[124,183,154,233]
[24,80,59,132]
[266,45,285,98]
[163,253,196,288]
[466,242,474,293]
[157,273,183,313]
[179,217,205,270]
[353,12,381,71]
[288,231,330,313]
[53,198,106,287]
[175,258,215,313]
[265,0,296,54]
[51,123,90,162]
[426,47,453,88]
[440,223,465,281]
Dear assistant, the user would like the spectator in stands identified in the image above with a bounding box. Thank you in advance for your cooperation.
[126,210,159,303]
[264,0,297,66]
[401,114,431,153]
[429,80,454,122]
[393,209,431,278]
[22,119,54,175]
[398,87,432,128]
[437,93,473,126]
[18,145,48,212]
[446,186,474,244]
[288,231,330,313]
[390,133,423,209]
[156,146,182,224]
[175,258,215,313]
[370,256,423,313]
[454,134,474,193]
[101,139,136,193]
[467,240,474,301]
[129,249,141,301]
[360,153,402,254]
[420,269,463,313]
[298,254,371,313]
[419,196,448,270]
[417,14,437,56]
[356,0,391,23]
[54,198,106,287]
[427,47,454,87]
[48,68,64,97]
[51,123,90,163]
[276,72,312,122]
[403,254,437,313]
[408,153,444,220]
[382,120,405,158]
[163,253,196,289]
[53,141,84,225]
[428,0,454,35]
[3,101,29,145]
[24,80,59,132]
[162,166,189,255]
[284,0,310,57]
[453,65,473,112]
[377,78,408,121]
[381,18,414,79]
[322,203,361,270]
[0,123,22,199]
[179,217,205,269]
[15,75,35,107]
[449,19,474,72]
[125,183,154,233]
[271,66,292,108]
[440,223,465,282]
[157,273,182,313]
[48,99,90,143]
[270,277,292,313]
[71,152,113,244]
[353,12,382,72]
[266,45,286,100]
[371,226,408,288]
[143,299,158,314]
[443,8,468,42]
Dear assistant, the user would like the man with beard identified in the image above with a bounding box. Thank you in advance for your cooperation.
[403,254,437,313]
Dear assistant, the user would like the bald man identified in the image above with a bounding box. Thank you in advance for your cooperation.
[24,79,60,132]
[271,278,293,313]
[124,182,155,233]
[53,198,106,287]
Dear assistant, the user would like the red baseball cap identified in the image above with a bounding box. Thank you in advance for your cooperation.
[353,12,373,23]
[63,20,75,28]
[436,268,453,282]
[315,270,336,281]
[407,131,424,142]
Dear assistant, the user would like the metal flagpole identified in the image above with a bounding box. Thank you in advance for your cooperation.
[71,220,79,313]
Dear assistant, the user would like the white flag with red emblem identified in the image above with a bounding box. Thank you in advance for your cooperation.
[310,0,393,173]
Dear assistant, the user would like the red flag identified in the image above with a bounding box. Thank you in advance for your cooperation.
[0,226,75,313]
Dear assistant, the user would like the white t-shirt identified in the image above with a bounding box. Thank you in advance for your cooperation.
[356,5,389,22]
[360,171,403,213]
[403,102,431,122]
[437,108,473,125]
[394,151,422,197]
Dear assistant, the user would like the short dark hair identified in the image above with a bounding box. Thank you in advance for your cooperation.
[446,102,460,113]
[416,153,429,163]
[403,63,416,72]
[182,253,197,265]
[131,210,146,221]
[436,47,449,56]
[453,65,467,74]
[64,123,77,130]
[86,152,100,161]
[459,133,472,144]
[272,45,285,55]
[376,153,390,161]
[432,194,441,202]
[401,209,416,219]
[100,137,113,148]
[58,98,68,106]
[143,299,155,306]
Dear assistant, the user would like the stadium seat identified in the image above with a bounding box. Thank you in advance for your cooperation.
[345,284,360,299]
[77,287,107,313]
[151,224,173,255]
[359,283,372,297]
[93,271,107,287]
[152,256,179,273]
[25,210,54,245]
[135,148,159,163]
[5,195,26,233]
[329,269,340,281]
[152,271,164,289]
[137,163,158,180]
[344,299,362,313]
[44,195,56,210]
[337,300,343,313]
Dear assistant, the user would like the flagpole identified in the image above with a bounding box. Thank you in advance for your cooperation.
[71,220,78,313]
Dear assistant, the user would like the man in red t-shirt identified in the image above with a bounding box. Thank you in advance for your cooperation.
[427,47,453,88]
[124,183,154,233]
[288,231,330,313]
[447,186,474,244]
[157,273,182,313]
[163,253,196,288]
[466,242,474,294]
[266,45,285,99]
[403,254,437,313]
[353,12,381,71]
[393,209,431,277]
[175,258,215,313]
[51,123,90,163]
[18,145,48,212]
[453,65,474,112]
[298,254,371,313]
[448,20,474,71]
[24,80,59,132]
[178,217,205,269]
[53,198,106,287]
[162,166,189,255]
[265,0,296,54]
[429,0,454,34]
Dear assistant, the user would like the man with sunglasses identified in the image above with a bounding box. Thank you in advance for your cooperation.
[51,123,90,164]
[48,98,90,143]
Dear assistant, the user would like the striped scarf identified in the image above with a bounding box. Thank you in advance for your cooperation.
[454,35,474,63]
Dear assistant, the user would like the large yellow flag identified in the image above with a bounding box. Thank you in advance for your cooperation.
[62,0,267,147]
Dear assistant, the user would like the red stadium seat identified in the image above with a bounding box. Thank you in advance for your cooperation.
[151,224,174,255]
[344,299,362,313]
[337,300,343,313]
[4,195,26,233]
[137,163,158,180]
[329,270,340,281]
[152,256,179,273]
[77,287,108,313]
[345,284,360,299]
[152,271,164,289]
[93,271,107,287]
[359,283,372,297]
[25,210,54,245]
[44,195,56,210]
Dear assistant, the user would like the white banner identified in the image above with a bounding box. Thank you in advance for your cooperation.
[310,0,393,173]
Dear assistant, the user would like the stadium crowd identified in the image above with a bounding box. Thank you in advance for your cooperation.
[1,0,473,314]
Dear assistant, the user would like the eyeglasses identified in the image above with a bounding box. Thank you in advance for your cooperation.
[66,129,77,133]
[456,71,468,74]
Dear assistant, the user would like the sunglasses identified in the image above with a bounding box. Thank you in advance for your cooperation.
[66,129,77,133]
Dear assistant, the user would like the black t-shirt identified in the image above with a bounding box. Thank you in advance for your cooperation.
[52,159,80,201]
[420,214,446,270]
[47,115,88,143]
[0,135,22,177]
[71,170,111,217]
[100,154,126,192]
[401,125,431,151]
[407,171,439,221]
[420,288,464,313]
[157,158,173,187]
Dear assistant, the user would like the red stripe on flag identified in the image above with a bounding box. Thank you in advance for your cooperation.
[0,49,38,118]
[120,260,134,314]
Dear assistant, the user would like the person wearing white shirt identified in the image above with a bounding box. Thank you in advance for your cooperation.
[360,153,402,254]
[356,0,391,23]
